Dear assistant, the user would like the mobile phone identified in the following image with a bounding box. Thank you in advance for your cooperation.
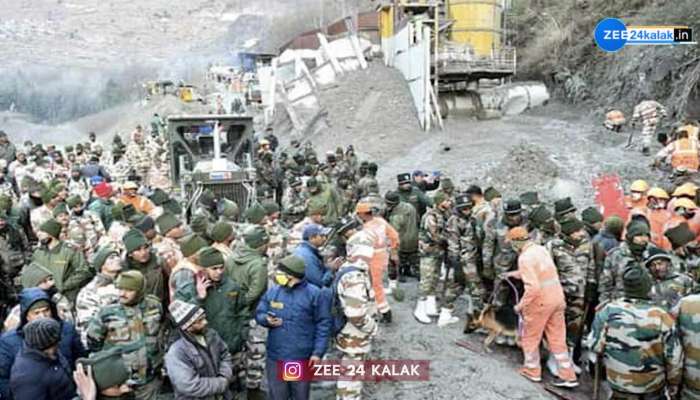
[267,311,277,317]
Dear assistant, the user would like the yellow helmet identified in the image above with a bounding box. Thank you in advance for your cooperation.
[647,187,669,200]
[674,198,697,210]
[629,180,649,193]
[672,183,697,198]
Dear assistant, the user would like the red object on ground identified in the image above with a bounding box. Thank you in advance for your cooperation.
[592,174,629,221]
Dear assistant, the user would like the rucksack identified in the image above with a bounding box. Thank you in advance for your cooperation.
[331,266,361,336]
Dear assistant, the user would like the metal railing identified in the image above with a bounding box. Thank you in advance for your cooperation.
[436,43,516,75]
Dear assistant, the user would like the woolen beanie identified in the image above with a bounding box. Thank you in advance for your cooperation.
[210,221,233,242]
[116,270,145,293]
[244,225,270,249]
[384,191,400,205]
[40,218,62,239]
[604,215,625,237]
[92,245,119,271]
[179,233,208,258]
[134,216,155,233]
[197,247,225,268]
[169,299,205,329]
[190,214,209,235]
[52,203,69,217]
[560,218,585,236]
[581,207,604,224]
[20,262,53,288]
[625,219,651,242]
[78,349,131,391]
[623,266,652,299]
[149,188,169,206]
[484,187,501,201]
[24,318,61,350]
[122,229,148,254]
[66,195,83,209]
[307,199,327,216]
[528,205,553,227]
[156,212,181,235]
[262,200,280,216]
[278,255,306,279]
[433,191,448,206]
[244,203,267,224]
[220,199,240,220]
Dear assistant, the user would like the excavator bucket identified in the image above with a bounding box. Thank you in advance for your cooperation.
[592,173,629,221]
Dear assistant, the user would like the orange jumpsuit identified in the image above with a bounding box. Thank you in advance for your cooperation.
[624,195,648,212]
[516,243,576,381]
[364,216,400,313]
[118,194,156,215]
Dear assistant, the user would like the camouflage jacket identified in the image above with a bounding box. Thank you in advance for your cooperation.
[686,254,700,282]
[68,210,106,254]
[75,273,119,345]
[30,204,53,234]
[281,187,307,224]
[31,242,94,304]
[650,273,695,311]
[335,262,378,355]
[419,206,449,256]
[446,213,478,270]
[482,218,526,278]
[599,243,649,306]
[265,220,288,271]
[589,298,682,394]
[547,237,592,300]
[125,142,152,175]
[471,200,494,245]
[674,294,700,400]
[86,295,164,384]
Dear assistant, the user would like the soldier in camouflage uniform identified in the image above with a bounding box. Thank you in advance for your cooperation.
[335,220,378,400]
[66,194,105,261]
[281,176,307,225]
[211,221,235,259]
[553,197,577,224]
[0,210,28,304]
[306,177,343,226]
[645,247,695,311]
[547,218,591,371]
[442,194,481,330]
[31,218,93,305]
[263,201,288,274]
[75,245,121,346]
[465,185,495,290]
[482,200,529,307]
[168,233,208,303]
[588,267,682,399]
[413,191,452,324]
[152,212,185,273]
[674,293,700,399]
[227,226,269,397]
[528,205,558,246]
[87,270,164,400]
[337,173,358,216]
[125,127,152,181]
[599,219,652,306]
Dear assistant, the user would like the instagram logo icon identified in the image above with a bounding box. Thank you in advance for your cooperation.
[282,361,303,381]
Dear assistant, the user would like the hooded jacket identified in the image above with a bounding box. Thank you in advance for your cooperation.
[227,246,268,317]
[0,288,86,399]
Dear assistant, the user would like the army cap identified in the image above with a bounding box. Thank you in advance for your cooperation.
[528,205,553,227]
[484,187,501,201]
[519,191,539,206]
[644,246,672,267]
[397,173,411,184]
[581,206,604,224]
[554,197,576,216]
[179,233,208,258]
[244,225,270,248]
[454,194,474,209]
[156,212,181,235]
[197,247,225,268]
[560,218,585,235]
[503,199,522,215]
[210,221,233,242]
[384,191,400,206]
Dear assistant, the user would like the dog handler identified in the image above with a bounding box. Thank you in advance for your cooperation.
[503,227,579,388]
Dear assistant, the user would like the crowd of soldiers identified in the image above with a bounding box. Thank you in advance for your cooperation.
[2,112,700,400]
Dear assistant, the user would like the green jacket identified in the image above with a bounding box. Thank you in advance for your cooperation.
[309,184,343,225]
[227,245,268,318]
[31,243,93,303]
[398,186,432,223]
[202,277,248,353]
[124,251,167,305]
[387,201,418,253]
[87,198,114,231]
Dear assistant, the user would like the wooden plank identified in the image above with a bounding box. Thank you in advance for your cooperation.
[317,33,344,75]
[429,82,444,130]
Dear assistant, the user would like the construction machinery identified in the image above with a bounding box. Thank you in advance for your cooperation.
[166,115,257,218]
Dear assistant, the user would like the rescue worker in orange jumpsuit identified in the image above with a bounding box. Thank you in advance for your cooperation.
[629,188,672,250]
[654,129,700,173]
[503,226,579,388]
[624,180,649,212]
[356,201,400,323]
[118,181,156,215]
[664,198,698,237]
[604,109,626,132]
[667,183,697,214]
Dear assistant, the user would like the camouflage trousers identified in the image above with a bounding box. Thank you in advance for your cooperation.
[133,377,162,400]
[491,262,516,307]
[245,319,268,390]
[231,351,245,394]
[419,255,442,297]
[641,121,657,148]
[443,262,484,313]
[564,295,585,350]
[337,352,366,400]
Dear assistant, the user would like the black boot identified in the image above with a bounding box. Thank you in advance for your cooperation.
[380,310,392,324]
